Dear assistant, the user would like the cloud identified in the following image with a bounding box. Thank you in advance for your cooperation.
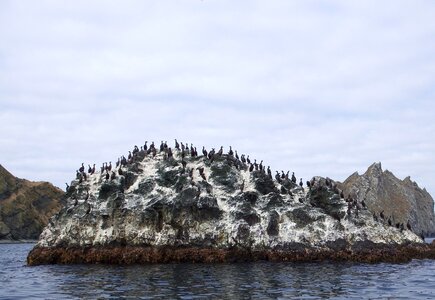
[0,0,434,196]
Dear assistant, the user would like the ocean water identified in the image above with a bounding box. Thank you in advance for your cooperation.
[1,243,435,299]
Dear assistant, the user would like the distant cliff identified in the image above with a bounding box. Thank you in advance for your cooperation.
[0,164,65,240]
[338,163,435,236]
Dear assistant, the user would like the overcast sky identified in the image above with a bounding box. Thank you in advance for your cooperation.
[1,0,434,196]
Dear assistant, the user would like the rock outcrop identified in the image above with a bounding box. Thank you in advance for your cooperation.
[339,163,435,236]
[0,164,65,240]
[27,146,432,265]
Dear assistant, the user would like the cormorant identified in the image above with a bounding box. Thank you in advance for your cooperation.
[299,178,303,187]
[128,151,132,160]
[175,139,180,150]
[249,163,254,172]
[291,172,296,183]
[110,171,116,181]
[202,146,207,157]
[108,161,112,171]
[373,212,378,222]
[88,164,92,174]
[246,155,250,164]
[105,172,110,181]
[118,168,123,176]
[92,164,96,174]
[160,141,164,152]
[144,141,148,151]
[259,160,263,171]
[65,183,69,192]
[361,198,367,209]
[275,171,282,183]
[217,146,223,156]
[79,163,85,173]
[306,181,311,188]
[407,220,412,231]
[85,203,91,215]
[235,151,239,160]
[228,146,233,156]
[241,155,246,164]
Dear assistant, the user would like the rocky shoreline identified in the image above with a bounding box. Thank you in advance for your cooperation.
[28,242,435,265]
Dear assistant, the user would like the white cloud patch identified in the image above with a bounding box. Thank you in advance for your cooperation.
[0,0,434,196]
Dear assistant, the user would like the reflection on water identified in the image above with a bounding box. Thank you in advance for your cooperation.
[1,243,435,299]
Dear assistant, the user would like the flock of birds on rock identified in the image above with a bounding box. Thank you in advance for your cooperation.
[66,139,419,238]
[69,139,306,190]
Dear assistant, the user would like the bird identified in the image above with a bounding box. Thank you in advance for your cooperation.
[79,163,85,173]
[407,220,412,231]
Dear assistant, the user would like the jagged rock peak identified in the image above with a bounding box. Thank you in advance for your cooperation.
[364,162,383,177]
[340,162,435,236]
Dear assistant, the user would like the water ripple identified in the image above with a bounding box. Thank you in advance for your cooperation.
[2,244,435,299]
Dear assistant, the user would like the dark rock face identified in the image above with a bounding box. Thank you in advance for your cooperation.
[0,164,65,240]
[309,177,345,221]
[339,163,435,236]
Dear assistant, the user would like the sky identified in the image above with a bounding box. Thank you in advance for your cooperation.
[0,0,434,196]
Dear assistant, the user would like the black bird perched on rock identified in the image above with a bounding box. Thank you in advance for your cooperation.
[144,141,148,151]
[79,163,85,173]
[202,146,207,157]
[407,220,412,231]
[65,183,69,192]
[241,155,246,164]
[387,217,392,226]
[249,163,254,172]
[275,171,282,183]
[235,151,239,160]
[110,171,116,181]
[380,210,385,220]
[306,181,311,188]
[291,172,296,183]
[361,198,367,209]
[299,178,303,187]
[105,172,110,181]
[217,146,223,156]
[175,139,180,150]
[118,167,123,176]
[228,146,233,156]
[85,203,91,215]
[88,164,92,174]
[246,155,250,164]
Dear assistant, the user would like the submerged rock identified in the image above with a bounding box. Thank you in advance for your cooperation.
[27,149,429,265]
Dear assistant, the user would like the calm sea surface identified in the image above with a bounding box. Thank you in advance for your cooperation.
[1,243,435,299]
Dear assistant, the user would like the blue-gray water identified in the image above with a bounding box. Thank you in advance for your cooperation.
[1,243,435,299]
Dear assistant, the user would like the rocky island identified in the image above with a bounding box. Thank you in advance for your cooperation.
[27,141,435,265]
